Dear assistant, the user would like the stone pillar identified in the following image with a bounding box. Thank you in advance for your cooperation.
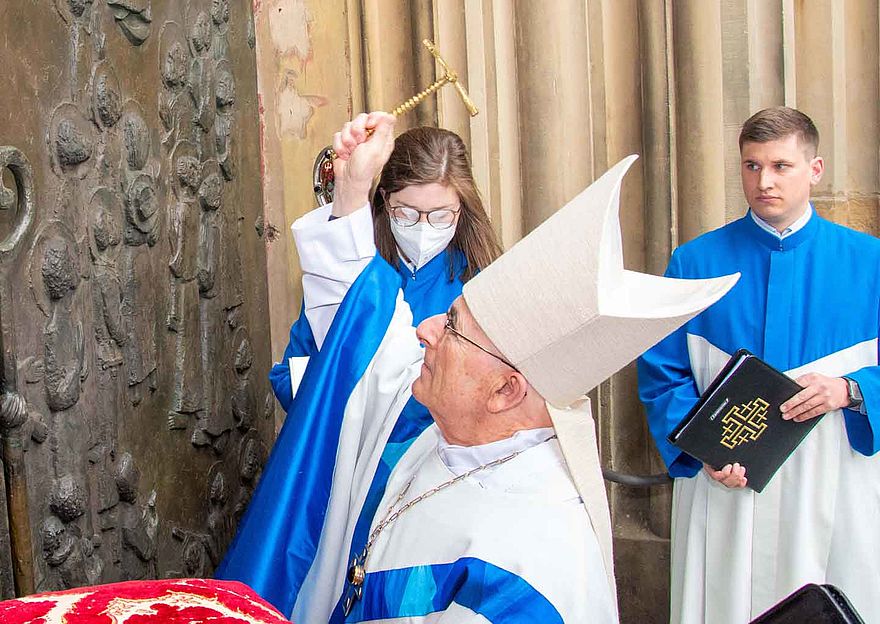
[460,0,523,249]
[255,0,367,381]
[432,0,471,144]
[640,0,677,275]
[672,1,727,242]
[796,0,880,234]
[514,0,593,230]
[638,0,676,582]
[362,0,419,128]
[720,1,785,221]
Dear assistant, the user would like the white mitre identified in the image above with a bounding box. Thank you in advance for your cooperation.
[462,154,740,408]
[462,155,738,606]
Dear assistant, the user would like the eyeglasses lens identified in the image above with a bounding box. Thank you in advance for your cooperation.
[427,210,455,229]
[389,206,457,230]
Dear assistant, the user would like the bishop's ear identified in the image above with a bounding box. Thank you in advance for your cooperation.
[487,371,529,414]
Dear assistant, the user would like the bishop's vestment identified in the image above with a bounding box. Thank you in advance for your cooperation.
[219,204,618,623]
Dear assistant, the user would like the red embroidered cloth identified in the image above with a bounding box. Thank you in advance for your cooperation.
[0,578,290,623]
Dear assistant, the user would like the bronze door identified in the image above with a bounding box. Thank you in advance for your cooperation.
[0,0,273,597]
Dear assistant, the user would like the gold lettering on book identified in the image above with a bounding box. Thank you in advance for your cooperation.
[720,398,769,449]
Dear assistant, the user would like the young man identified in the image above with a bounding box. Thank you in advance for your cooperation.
[639,107,880,622]
[219,112,737,623]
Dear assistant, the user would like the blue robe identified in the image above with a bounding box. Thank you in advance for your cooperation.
[638,210,880,622]
[219,249,467,619]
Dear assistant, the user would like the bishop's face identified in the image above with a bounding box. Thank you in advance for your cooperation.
[413,297,510,445]
[740,134,824,232]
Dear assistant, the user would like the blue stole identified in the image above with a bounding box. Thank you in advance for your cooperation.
[216,256,401,614]
[346,558,562,623]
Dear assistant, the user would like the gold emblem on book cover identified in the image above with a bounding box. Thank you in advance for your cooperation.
[720,398,769,449]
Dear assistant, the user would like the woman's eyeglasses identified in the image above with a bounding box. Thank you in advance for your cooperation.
[387,204,460,229]
[381,191,460,230]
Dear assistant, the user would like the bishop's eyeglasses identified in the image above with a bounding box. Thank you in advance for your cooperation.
[444,317,519,372]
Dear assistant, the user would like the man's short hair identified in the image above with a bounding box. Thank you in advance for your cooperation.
[739,106,819,158]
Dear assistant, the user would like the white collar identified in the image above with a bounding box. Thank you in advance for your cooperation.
[749,204,813,239]
[398,251,417,274]
[437,427,555,476]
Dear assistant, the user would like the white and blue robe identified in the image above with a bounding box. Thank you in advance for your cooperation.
[638,209,880,623]
[219,204,617,622]
[344,425,616,623]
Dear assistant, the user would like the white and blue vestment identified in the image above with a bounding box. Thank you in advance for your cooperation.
[219,204,617,623]
[638,208,880,623]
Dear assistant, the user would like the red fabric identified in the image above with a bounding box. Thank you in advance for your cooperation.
[0,598,56,624]
[0,578,290,623]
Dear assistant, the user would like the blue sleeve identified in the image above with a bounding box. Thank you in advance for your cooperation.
[269,301,318,412]
[843,360,880,456]
[637,250,703,477]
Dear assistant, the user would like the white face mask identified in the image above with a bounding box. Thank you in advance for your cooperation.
[390,220,457,270]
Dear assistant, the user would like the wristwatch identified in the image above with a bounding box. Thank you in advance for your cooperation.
[842,376,863,410]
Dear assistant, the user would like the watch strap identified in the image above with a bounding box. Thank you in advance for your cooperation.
[842,376,864,409]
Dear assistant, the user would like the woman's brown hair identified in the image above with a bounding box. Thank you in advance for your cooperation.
[372,127,501,282]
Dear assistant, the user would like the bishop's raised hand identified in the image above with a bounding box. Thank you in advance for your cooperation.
[331,112,396,218]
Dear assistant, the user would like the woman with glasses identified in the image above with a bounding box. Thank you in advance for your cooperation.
[269,125,501,411]
[372,126,500,313]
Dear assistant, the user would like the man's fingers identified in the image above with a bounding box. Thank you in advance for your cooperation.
[730,474,748,488]
[366,110,395,128]
[339,121,358,152]
[780,385,816,414]
[705,464,732,480]
[365,110,389,126]
[793,406,826,422]
[339,112,395,157]
[723,463,747,488]
[366,112,396,141]
[783,384,837,421]
[784,373,849,421]
[704,462,747,488]
[782,396,815,420]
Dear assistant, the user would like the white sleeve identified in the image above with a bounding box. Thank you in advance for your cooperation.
[291,202,376,350]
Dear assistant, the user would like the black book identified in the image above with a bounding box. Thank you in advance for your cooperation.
[668,349,820,493]
[750,583,865,623]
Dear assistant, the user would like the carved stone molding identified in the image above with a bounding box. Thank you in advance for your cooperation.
[0,147,36,256]
[49,104,96,180]
[108,0,153,46]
